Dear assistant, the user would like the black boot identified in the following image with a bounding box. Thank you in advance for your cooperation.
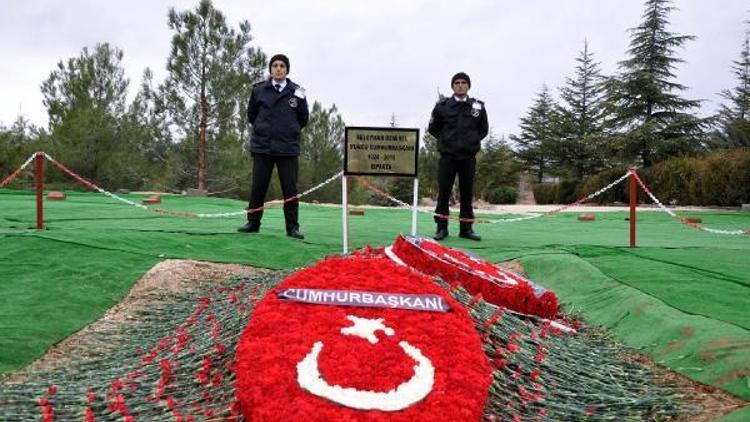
[433,227,449,241]
[287,227,305,239]
[237,222,260,233]
[459,229,481,241]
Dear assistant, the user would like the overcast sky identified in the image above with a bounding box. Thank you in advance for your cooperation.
[0,0,747,137]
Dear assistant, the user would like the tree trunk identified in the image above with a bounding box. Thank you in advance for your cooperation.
[198,81,207,191]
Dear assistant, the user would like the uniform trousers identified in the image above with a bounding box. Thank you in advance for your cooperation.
[434,155,476,232]
[247,153,299,232]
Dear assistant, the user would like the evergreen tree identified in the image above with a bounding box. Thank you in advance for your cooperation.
[116,68,174,190]
[511,85,560,182]
[160,0,265,191]
[298,102,345,203]
[718,29,750,147]
[475,133,519,202]
[40,43,131,186]
[606,0,705,166]
[382,112,416,205]
[0,116,39,187]
[418,131,440,199]
[557,40,609,178]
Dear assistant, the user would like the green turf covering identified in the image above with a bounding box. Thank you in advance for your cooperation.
[715,405,750,422]
[1,188,749,407]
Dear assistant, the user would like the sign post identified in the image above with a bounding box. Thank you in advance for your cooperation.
[629,168,637,248]
[343,127,420,253]
[342,175,349,254]
[35,152,44,229]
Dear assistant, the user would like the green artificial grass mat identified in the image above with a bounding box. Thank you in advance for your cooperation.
[715,404,750,421]
[1,189,749,405]
[0,236,159,373]
[519,252,750,400]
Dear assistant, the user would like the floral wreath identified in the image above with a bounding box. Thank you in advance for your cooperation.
[389,235,559,318]
[234,253,492,421]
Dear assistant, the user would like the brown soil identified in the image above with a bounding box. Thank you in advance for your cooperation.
[624,352,747,421]
[496,259,528,276]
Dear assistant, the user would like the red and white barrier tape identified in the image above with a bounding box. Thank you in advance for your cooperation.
[4,153,747,234]
[197,171,344,218]
[630,171,749,236]
[356,172,630,224]
[41,152,342,218]
[0,153,37,189]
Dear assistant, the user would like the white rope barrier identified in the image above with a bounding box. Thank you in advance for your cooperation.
[631,171,748,235]
[3,152,747,235]
[357,172,631,224]
[41,152,343,218]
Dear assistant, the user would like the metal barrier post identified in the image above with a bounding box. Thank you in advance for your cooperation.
[629,168,636,248]
[411,177,419,236]
[342,175,349,254]
[35,152,44,229]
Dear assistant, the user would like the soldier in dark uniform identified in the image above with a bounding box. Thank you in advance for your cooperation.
[427,72,488,241]
[238,54,309,239]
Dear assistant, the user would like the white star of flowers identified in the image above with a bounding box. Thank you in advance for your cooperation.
[340,315,395,344]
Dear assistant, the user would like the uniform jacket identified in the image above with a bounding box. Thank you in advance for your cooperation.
[247,78,310,156]
[428,96,489,159]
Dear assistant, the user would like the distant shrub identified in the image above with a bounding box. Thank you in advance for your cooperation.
[486,186,518,204]
[557,179,580,204]
[532,183,558,205]
[645,156,701,205]
[579,166,631,204]
[579,149,750,206]
[691,149,750,206]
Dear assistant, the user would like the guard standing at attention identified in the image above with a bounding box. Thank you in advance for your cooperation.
[428,72,488,241]
[238,54,309,239]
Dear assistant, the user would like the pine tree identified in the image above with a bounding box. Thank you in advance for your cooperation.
[298,102,346,203]
[160,0,265,191]
[718,29,750,147]
[475,133,519,203]
[418,131,440,199]
[0,116,38,186]
[511,85,560,182]
[606,0,705,166]
[40,43,130,186]
[117,68,174,190]
[557,40,609,178]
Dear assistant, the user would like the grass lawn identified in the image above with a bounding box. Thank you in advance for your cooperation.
[2,189,749,409]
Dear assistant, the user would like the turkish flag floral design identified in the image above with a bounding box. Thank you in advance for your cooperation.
[234,252,492,421]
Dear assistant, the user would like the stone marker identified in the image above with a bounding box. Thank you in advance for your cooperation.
[142,194,161,204]
[348,208,365,216]
[47,191,66,201]
[577,213,595,221]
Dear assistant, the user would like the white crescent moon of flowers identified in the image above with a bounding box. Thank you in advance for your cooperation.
[296,316,435,411]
